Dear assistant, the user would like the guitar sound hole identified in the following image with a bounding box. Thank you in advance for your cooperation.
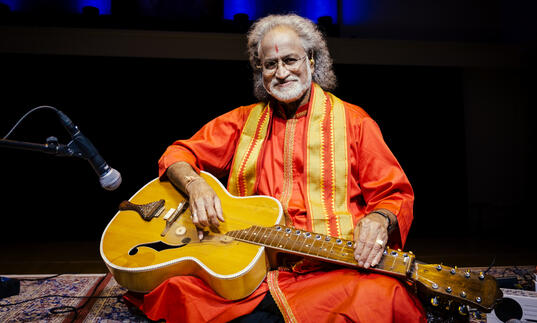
[128,240,189,256]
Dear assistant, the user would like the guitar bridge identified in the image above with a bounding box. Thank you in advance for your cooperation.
[161,200,189,237]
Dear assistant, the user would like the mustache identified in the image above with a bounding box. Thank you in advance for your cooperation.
[270,76,299,86]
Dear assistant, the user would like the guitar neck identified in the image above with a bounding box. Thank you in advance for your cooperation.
[226,225,415,279]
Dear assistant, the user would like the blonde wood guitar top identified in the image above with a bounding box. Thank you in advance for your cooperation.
[100,171,283,299]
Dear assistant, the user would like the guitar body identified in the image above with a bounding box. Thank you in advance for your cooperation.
[100,171,283,300]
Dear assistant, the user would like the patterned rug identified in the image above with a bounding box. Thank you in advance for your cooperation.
[0,273,148,322]
[1,265,535,322]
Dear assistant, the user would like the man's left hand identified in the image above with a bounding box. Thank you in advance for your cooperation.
[353,213,389,269]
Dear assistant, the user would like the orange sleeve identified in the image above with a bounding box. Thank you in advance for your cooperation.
[158,105,255,179]
[355,116,414,248]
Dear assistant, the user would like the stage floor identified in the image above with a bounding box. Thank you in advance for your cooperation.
[1,238,535,323]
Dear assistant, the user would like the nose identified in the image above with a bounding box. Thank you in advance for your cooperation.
[274,60,290,79]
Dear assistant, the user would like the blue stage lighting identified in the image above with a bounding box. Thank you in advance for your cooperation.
[224,0,255,21]
[77,0,110,15]
[341,0,369,25]
[0,0,18,11]
[300,0,337,24]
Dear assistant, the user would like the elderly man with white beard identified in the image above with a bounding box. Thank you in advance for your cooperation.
[125,14,426,323]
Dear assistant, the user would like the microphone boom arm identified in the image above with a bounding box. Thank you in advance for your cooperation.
[2,107,122,191]
[0,136,76,158]
[0,136,110,174]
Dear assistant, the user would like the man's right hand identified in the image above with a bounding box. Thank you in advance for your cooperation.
[166,162,224,240]
[185,177,224,240]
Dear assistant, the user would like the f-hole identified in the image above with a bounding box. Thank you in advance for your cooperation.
[128,237,191,255]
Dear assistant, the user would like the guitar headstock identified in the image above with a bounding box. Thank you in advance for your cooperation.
[412,263,503,313]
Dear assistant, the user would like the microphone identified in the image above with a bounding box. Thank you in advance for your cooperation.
[56,110,122,191]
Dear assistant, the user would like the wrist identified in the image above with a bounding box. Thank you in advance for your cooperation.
[369,210,395,232]
[184,175,203,194]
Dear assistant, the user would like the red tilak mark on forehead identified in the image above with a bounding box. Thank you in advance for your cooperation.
[275,44,279,53]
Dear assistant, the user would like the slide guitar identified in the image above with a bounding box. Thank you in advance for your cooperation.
[100,171,502,314]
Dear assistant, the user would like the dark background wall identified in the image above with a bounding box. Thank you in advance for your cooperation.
[0,1,535,259]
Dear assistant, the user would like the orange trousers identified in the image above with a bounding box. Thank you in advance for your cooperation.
[124,266,426,323]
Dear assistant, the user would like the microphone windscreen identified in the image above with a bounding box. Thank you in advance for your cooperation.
[100,168,122,191]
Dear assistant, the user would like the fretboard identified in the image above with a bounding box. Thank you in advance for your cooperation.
[226,225,414,278]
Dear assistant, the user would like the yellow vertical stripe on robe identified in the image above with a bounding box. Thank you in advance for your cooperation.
[305,84,329,236]
[307,84,353,240]
[328,92,354,240]
[228,102,270,196]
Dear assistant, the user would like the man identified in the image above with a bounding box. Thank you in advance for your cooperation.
[126,14,426,322]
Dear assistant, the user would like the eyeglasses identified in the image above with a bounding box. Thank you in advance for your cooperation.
[258,55,308,75]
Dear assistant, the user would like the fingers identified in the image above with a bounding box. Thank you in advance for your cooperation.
[214,197,224,223]
[353,222,368,260]
[190,211,204,240]
[188,182,224,239]
[354,219,388,269]
[364,234,385,268]
[370,247,384,267]
[354,227,377,268]
[194,196,222,230]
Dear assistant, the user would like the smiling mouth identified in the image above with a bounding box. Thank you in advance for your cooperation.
[274,80,297,88]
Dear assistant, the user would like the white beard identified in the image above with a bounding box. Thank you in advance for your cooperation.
[265,65,312,103]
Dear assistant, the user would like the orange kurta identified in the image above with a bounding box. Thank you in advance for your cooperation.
[159,86,414,247]
[138,85,425,322]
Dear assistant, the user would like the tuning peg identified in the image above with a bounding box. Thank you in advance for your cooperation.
[478,271,485,280]
[430,297,439,307]
[458,305,469,315]
[465,270,471,278]
[450,268,456,275]
[436,265,442,271]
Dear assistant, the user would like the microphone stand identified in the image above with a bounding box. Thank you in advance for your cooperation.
[0,136,84,298]
[0,136,84,158]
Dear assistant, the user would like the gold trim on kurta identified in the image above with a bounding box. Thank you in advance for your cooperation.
[280,116,298,226]
[267,270,297,323]
[328,92,354,240]
[305,86,329,236]
[228,103,270,196]
[306,84,354,240]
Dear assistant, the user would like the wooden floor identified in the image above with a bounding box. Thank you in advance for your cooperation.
[1,236,535,275]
